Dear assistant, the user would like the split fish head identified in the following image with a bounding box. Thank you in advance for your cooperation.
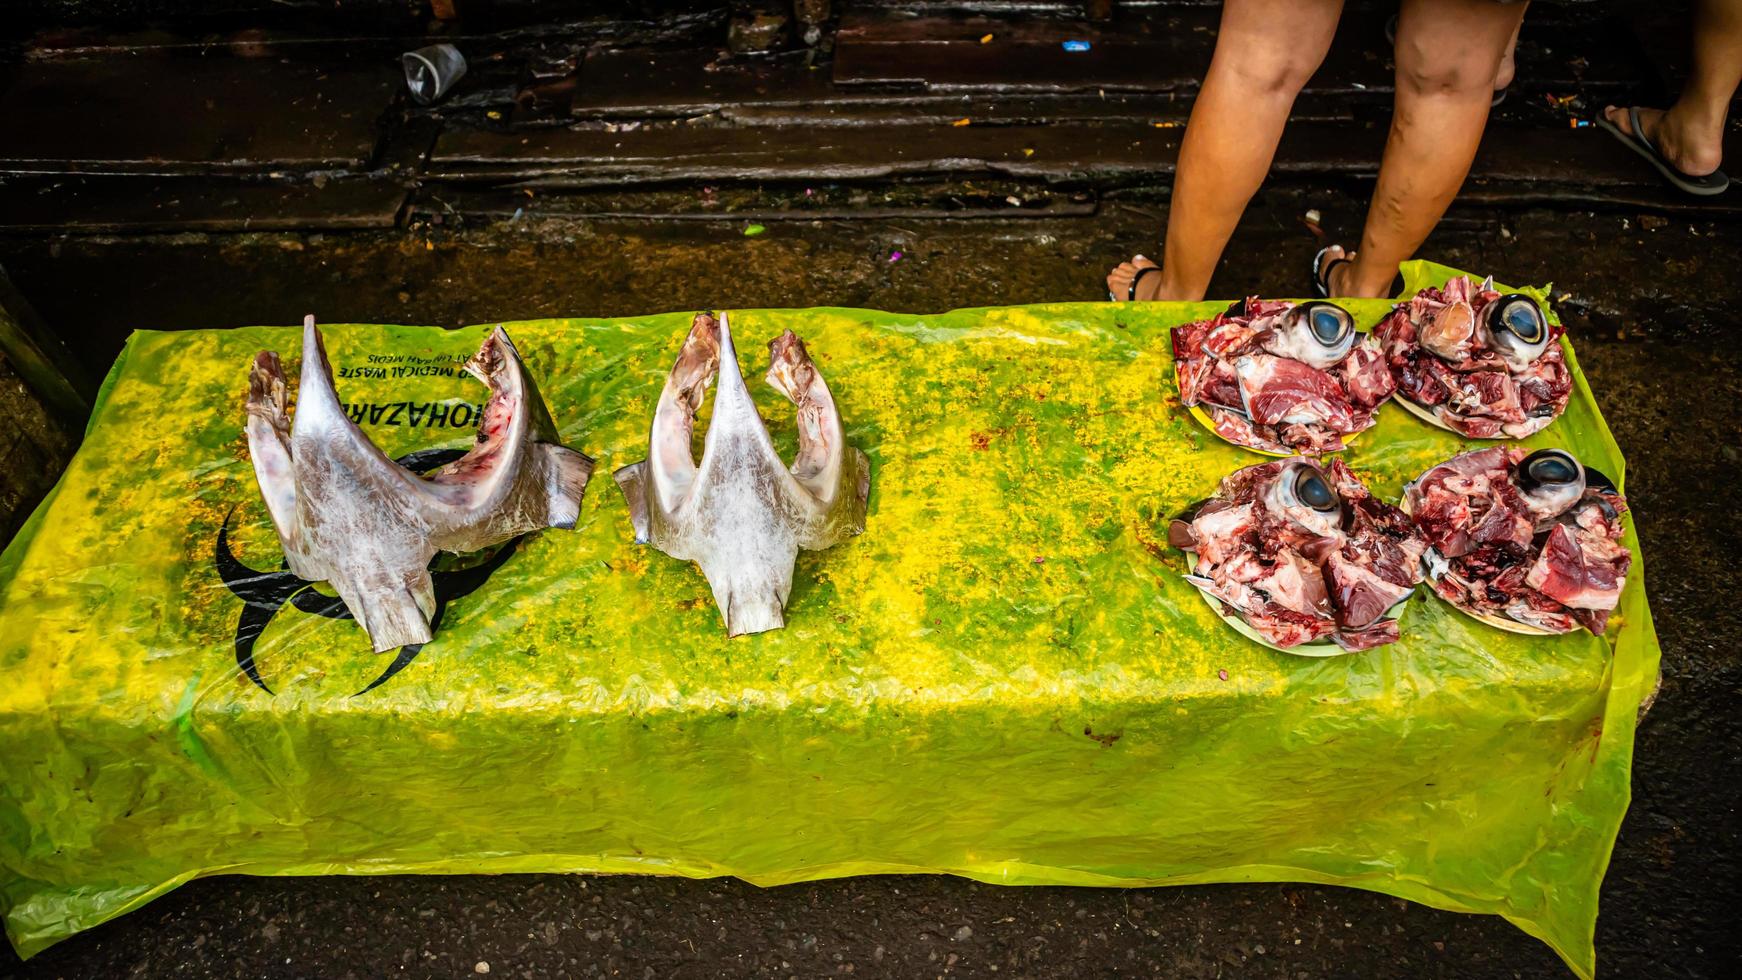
[1418,299,1476,362]
[1265,460,1346,540]
[244,316,592,655]
[1263,301,1356,369]
[616,311,870,637]
[1478,293,1553,372]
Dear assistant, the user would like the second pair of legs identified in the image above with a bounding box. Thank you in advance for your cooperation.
[1109,0,1529,303]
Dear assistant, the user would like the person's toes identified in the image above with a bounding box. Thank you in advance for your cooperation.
[1130,255,1161,300]
[1108,255,1158,301]
[1604,105,1664,145]
[1326,249,1357,296]
[1317,244,1347,284]
[1107,262,1136,300]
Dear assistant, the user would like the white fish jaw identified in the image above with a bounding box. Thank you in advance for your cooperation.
[616,311,870,637]
[244,316,593,653]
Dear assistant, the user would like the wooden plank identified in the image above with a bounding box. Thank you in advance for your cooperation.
[0,177,409,233]
[831,7,1645,99]
[0,262,93,424]
[573,47,1351,125]
[831,8,1384,95]
[408,185,1098,222]
[429,120,1395,185]
[430,121,1197,183]
[1469,123,1742,187]
[429,117,1705,202]
[832,10,1216,93]
[435,120,1340,185]
[573,49,842,117]
[720,92,1358,127]
[0,55,399,174]
[0,348,76,546]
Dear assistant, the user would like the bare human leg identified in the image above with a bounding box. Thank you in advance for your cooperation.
[1107,0,1344,303]
[1328,0,1527,299]
[1495,4,1527,91]
[1602,0,1742,178]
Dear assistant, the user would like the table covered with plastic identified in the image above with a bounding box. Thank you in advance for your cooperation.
[0,262,1659,976]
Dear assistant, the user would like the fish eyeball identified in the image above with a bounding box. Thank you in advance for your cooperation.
[1292,465,1339,513]
[1304,302,1354,346]
[1290,301,1355,357]
[1485,294,1549,361]
[1518,448,1583,493]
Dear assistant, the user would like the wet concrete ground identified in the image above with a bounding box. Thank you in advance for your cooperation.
[1,188,1738,978]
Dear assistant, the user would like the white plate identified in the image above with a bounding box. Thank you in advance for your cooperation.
[1183,403,1367,459]
[1182,552,1410,657]
[1398,461,1594,637]
[1390,388,1564,440]
[1392,393,1460,433]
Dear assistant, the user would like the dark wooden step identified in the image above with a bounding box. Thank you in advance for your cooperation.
[431,119,1201,184]
[408,182,1099,223]
[0,176,409,233]
[831,9,1223,93]
[572,49,841,118]
[570,47,1352,125]
[428,117,1715,195]
[829,7,1645,98]
[0,54,398,174]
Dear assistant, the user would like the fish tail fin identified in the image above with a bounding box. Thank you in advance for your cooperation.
[334,569,436,654]
[613,460,652,543]
[542,444,595,530]
[723,587,787,638]
[851,447,871,532]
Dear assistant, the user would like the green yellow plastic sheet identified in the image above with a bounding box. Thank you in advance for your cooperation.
[0,262,1658,975]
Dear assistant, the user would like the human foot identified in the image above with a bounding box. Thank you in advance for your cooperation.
[1106,255,1163,302]
[1312,245,1357,298]
[1603,104,1725,178]
[1314,245,1398,299]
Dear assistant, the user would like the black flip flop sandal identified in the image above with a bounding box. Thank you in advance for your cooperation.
[1597,106,1730,197]
[1311,246,1350,299]
[1109,264,1161,302]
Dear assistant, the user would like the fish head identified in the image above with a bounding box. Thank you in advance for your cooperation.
[765,329,818,402]
[1265,301,1356,369]
[672,312,722,414]
[1514,447,1586,520]
[1265,460,1345,538]
[1418,299,1476,361]
[1478,293,1553,372]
